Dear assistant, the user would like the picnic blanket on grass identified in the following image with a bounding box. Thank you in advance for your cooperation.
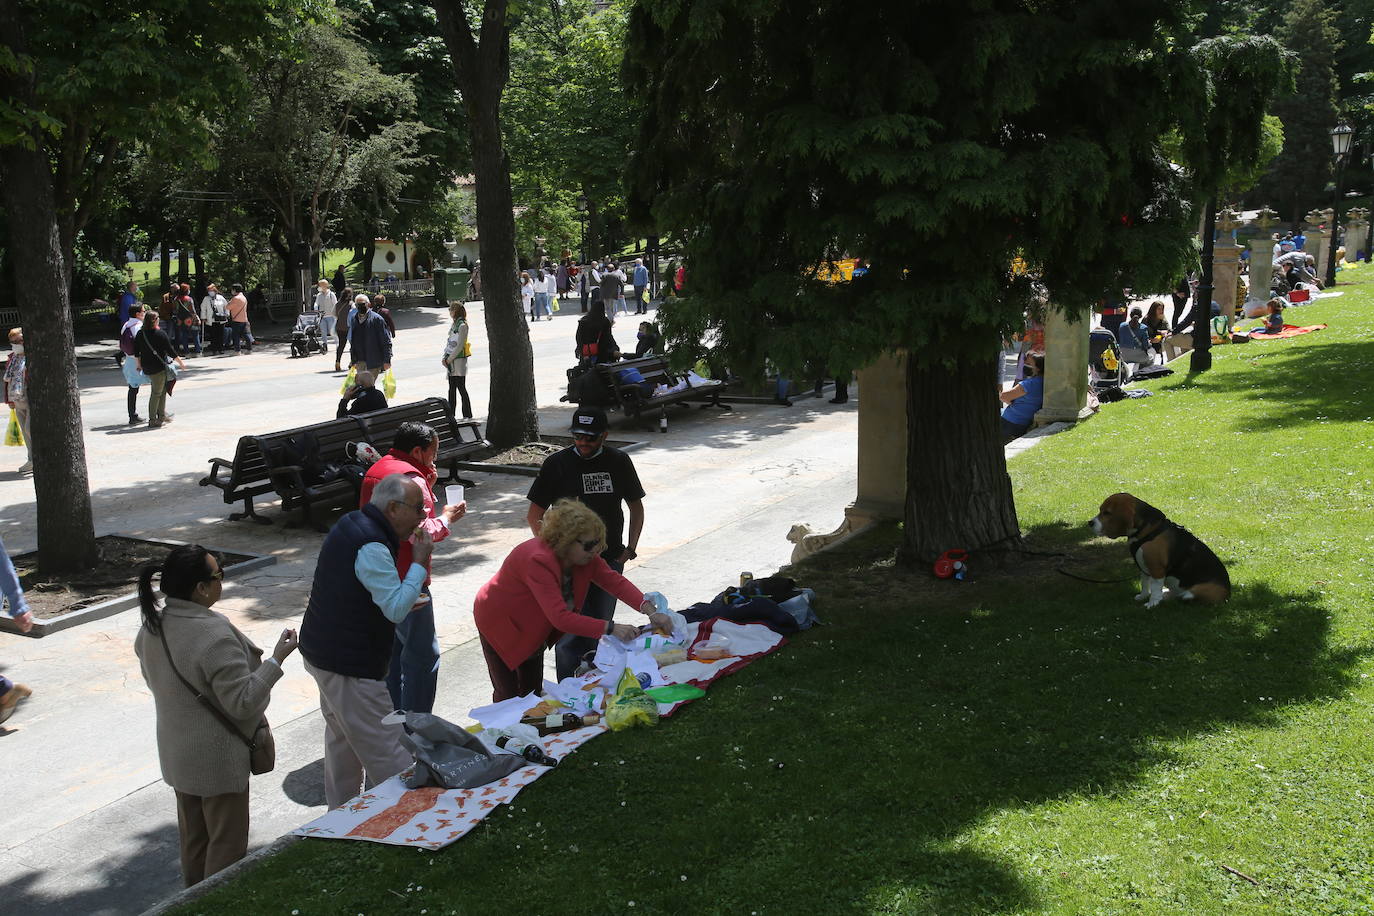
[292,620,787,849]
[1247,323,1327,339]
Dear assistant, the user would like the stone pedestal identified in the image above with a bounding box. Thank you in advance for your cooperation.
[1212,240,1241,321]
[789,351,907,563]
[1247,236,1277,302]
[1035,305,1090,425]
[848,351,908,525]
[1247,206,1280,306]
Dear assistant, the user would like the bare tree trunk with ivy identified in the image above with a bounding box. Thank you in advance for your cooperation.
[0,0,99,574]
[432,0,539,447]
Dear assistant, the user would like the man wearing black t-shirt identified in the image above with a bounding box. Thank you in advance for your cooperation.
[526,405,646,678]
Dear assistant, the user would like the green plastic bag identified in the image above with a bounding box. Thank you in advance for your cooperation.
[605,668,659,731]
[644,684,706,704]
[382,368,397,399]
[339,365,357,395]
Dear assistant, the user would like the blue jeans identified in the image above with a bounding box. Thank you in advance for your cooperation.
[229,321,253,352]
[554,558,622,680]
[174,322,201,354]
[533,292,550,319]
[386,599,440,713]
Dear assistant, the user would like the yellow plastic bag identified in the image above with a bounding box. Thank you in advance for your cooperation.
[339,366,357,395]
[605,668,659,731]
[4,409,23,447]
[382,368,397,399]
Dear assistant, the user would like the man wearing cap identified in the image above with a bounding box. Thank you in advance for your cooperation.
[526,405,646,679]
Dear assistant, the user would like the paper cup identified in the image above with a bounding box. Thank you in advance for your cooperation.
[445,484,465,507]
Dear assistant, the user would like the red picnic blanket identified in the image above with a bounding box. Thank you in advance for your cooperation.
[1247,323,1327,339]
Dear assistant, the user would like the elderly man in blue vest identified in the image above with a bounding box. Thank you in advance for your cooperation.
[300,473,432,809]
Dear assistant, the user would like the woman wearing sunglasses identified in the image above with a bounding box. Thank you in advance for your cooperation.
[474,498,672,701]
[134,545,298,886]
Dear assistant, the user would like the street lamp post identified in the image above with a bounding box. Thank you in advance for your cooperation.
[576,194,589,264]
[1325,123,1354,287]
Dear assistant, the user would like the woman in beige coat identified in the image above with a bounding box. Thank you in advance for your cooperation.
[134,545,298,886]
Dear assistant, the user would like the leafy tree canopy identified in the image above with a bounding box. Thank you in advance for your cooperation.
[626,0,1290,381]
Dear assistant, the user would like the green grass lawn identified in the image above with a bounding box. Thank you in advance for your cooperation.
[178,271,1374,915]
[122,249,357,289]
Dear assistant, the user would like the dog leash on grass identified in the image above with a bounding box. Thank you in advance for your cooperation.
[1054,566,1140,584]
[975,540,1140,584]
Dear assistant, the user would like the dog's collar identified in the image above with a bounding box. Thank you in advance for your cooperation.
[1128,519,1171,553]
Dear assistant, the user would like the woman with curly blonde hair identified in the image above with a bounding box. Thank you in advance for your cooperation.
[473,498,672,700]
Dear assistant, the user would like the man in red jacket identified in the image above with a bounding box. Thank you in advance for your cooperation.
[359,421,466,712]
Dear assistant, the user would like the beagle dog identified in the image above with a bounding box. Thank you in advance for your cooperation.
[1089,493,1231,608]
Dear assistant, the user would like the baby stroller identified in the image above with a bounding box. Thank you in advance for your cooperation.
[289,311,327,358]
[1089,327,1128,395]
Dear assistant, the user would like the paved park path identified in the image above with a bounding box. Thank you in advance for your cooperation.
[0,300,859,915]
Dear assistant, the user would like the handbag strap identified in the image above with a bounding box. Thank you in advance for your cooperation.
[157,616,258,751]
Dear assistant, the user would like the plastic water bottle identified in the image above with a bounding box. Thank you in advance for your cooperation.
[659,416,668,433]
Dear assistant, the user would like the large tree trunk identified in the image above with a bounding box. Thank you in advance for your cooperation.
[901,353,1021,564]
[433,0,538,448]
[0,1,99,574]
[1190,198,1217,373]
[470,103,537,447]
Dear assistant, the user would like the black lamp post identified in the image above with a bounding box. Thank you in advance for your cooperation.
[1325,123,1354,287]
[576,194,589,264]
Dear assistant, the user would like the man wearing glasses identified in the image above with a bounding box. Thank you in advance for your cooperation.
[526,405,646,679]
[299,474,434,809]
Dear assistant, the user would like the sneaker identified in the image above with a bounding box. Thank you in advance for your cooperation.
[148,421,164,429]
[828,397,848,404]
[0,683,32,724]
[17,461,33,474]
[161,415,174,425]
[128,415,143,426]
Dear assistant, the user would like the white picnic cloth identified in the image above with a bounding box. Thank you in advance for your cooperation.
[292,621,786,849]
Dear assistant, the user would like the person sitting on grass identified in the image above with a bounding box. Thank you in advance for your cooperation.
[1260,298,1284,335]
[337,370,388,418]
[999,354,1044,444]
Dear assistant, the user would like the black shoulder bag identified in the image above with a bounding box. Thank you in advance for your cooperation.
[158,623,276,775]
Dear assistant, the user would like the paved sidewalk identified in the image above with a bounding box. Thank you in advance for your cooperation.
[0,301,858,915]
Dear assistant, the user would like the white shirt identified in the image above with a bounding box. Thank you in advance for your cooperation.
[199,293,226,323]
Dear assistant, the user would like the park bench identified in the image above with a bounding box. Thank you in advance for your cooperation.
[254,417,366,531]
[353,397,487,483]
[200,398,488,528]
[594,355,729,431]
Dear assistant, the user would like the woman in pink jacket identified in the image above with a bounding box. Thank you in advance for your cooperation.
[474,499,671,700]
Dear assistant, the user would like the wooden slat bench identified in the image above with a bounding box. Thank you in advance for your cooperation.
[354,397,487,483]
[254,417,365,531]
[594,355,729,431]
[201,399,488,528]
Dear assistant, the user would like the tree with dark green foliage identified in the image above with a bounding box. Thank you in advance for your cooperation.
[216,16,428,287]
[1249,0,1342,224]
[504,0,639,261]
[0,0,303,574]
[625,0,1290,562]
[431,0,539,448]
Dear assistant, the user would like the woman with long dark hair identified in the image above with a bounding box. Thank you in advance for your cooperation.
[574,301,619,364]
[133,545,297,886]
[441,302,473,418]
[134,309,184,428]
[333,286,354,372]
